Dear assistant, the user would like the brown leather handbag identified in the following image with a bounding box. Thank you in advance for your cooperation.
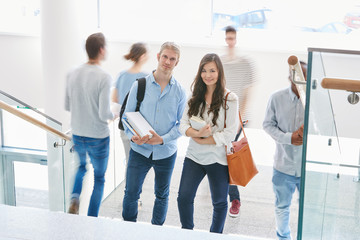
[224,92,258,187]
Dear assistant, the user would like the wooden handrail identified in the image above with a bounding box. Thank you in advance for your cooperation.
[0,100,71,142]
[321,78,360,92]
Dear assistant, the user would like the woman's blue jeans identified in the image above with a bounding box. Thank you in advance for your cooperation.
[228,185,240,202]
[177,157,229,233]
[122,149,177,225]
[71,135,110,217]
[272,168,300,240]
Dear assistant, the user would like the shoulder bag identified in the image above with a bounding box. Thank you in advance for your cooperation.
[224,92,258,187]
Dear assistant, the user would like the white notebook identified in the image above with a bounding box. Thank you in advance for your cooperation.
[121,118,137,136]
[189,116,206,130]
[125,112,155,138]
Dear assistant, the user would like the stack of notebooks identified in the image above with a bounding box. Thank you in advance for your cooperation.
[122,112,155,138]
[189,116,210,138]
[189,116,206,130]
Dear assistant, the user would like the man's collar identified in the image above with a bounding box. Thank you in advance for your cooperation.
[288,86,298,101]
[151,70,175,85]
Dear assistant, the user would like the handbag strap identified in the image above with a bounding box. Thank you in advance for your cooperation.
[238,112,247,138]
[224,92,247,138]
[224,92,230,128]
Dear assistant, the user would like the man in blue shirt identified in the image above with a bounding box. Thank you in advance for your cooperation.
[263,61,307,240]
[122,42,187,225]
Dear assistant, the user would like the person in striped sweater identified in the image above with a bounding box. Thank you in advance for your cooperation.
[221,26,256,218]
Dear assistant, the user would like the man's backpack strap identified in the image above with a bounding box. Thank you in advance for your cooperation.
[135,77,146,111]
[118,77,147,130]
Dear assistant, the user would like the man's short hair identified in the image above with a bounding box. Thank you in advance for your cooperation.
[225,26,237,34]
[159,42,180,59]
[85,32,106,59]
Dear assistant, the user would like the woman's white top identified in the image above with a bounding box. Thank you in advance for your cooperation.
[179,91,239,166]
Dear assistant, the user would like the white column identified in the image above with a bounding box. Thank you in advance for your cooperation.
[41,0,84,212]
[41,0,101,212]
[41,0,84,124]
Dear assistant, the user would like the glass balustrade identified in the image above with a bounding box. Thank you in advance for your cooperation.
[0,90,67,210]
[0,90,126,214]
[298,48,360,240]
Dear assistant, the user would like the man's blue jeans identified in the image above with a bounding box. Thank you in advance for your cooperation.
[177,157,229,233]
[71,135,110,217]
[272,168,300,240]
[122,149,176,225]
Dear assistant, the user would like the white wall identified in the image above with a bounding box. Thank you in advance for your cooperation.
[0,35,44,108]
[0,34,357,135]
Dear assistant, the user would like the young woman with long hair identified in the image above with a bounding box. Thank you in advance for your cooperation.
[177,53,239,233]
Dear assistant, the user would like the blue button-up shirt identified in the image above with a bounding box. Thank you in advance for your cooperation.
[263,87,304,177]
[123,72,187,160]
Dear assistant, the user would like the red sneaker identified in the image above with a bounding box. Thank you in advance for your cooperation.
[228,199,241,217]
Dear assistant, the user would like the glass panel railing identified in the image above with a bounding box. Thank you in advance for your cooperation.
[299,48,360,240]
[14,161,49,209]
[0,89,62,150]
[0,90,67,212]
[0,89,127,215]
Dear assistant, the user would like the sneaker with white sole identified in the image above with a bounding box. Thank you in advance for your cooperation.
[228,199,241,217]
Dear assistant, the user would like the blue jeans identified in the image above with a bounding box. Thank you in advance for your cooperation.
[272,168,300,240]
[177,158,229,233]
[122,149,176,225]
[71,135,110,217]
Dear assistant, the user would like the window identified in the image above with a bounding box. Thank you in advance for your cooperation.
[0,0,40,35]
[99,0,360,51]
[100,0,211,43]
[2,0,359,51]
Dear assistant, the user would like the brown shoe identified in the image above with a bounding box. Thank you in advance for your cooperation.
[68,198,79,214]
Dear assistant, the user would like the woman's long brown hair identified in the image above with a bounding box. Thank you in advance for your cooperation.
[187,53,226,126]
